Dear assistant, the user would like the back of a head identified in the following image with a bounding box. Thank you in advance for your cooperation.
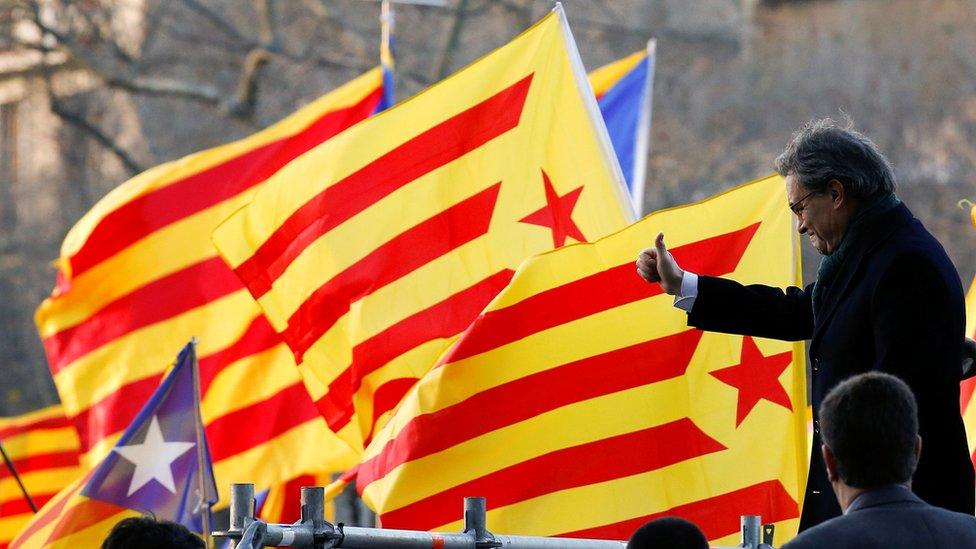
[627,516,709,549]
[819,372,919,489]
[101,516,204,549]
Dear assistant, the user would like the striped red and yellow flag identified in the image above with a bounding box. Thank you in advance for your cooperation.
[33,69,384,503]
[212,7,633,452]
[356,175,807,546]
[259,471,337,524]
[0,406,82,549]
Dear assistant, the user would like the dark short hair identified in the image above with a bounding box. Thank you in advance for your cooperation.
[775,118,896,199]
[819,372,918,488]
[627,517,708,549]
[101,516,204,549]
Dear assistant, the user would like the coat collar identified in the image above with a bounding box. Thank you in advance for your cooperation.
[846,484,925,513]
[811,203,913,347]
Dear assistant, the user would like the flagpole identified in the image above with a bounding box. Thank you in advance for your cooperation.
[0,438,38,513]
[190,338,212,547]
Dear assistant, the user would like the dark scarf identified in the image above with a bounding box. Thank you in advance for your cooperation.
[812,191,901,319]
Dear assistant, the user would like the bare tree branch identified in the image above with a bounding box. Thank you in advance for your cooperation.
[47,92,144,175]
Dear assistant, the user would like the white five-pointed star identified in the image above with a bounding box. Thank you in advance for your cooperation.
[113,416,195,497]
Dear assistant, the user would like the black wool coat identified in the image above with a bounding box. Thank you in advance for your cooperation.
[686,203,974,531]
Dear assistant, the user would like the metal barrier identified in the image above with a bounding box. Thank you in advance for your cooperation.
[213,483,777,548]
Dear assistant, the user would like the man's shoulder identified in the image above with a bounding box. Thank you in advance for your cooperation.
[782,504,976,549]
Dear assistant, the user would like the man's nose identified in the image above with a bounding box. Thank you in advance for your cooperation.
[796,220,808,234]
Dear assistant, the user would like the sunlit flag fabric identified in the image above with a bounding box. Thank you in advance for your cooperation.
[213,6,634,452]
[589,42,655,214]
[33,69,383,501]
[0,406,82,549]
[356,175,807,546]
[11,343,217,548]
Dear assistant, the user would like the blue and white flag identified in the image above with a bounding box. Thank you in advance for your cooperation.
[81,342,218,533]
[590,40,656,215]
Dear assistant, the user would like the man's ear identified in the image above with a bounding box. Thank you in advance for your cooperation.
[822,444,839,482]
[827,179,846,208]
[912,435,922,473]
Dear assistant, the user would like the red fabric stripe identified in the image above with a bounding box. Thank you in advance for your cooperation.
[358,329,703,488]
[44,498,127,545]
[233,75,534,299]
[0,450,79,479]
[67,88,383,278]
[441,223,760,365]
[558,480,799,541]
[0,415,73,440]
[204,383,320,462]
[960,378,976,414]
[380,418,725,529]
[317,269,515,431]
[198,314,283,392]
[10,474,86,544]
[45,257,243,374]
[0,492,56,517]
[282,183,503,361]
[72,375,162,453]
[364,378,419,443]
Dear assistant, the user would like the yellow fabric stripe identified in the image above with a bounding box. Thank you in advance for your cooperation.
[211,418,357,508]
[1,468,79,500]
[53,289,259,415]
[363,380,695,511]
[213,14,590,267]
[434,459,798,543]
[1,427,80,459]
[587,50,645,96]
[200,343,296,421]
[0,405,67,429]
[966,277,975,339]
[37,190,255,338]
[363,298,690,460]
[59,68,383,261]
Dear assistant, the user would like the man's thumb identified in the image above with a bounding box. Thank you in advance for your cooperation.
[655,232,667,256]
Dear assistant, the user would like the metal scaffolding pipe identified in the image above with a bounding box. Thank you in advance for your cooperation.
[214,483,777,549]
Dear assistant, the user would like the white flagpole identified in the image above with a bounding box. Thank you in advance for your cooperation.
[631,39,656,216]
[190,338,212,547]
[553,2,636,223]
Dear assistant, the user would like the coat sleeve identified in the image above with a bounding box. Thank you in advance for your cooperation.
[686,275,814,341]
[871,253,963,389]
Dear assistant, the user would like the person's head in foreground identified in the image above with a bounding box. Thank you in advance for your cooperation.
[101,515,204,549]
[819,371,920,511]
[627,516,709,549]
[776,117,896,256]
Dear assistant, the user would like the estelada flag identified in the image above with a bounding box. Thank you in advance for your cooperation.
[0,406,82,549]
[356,174,807,546]
[213,6,634,451]
[589,42,655,213]
[11,343,216,548]
[33,69,382,503]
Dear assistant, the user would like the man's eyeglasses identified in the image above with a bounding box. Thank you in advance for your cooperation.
[789,190,821,217]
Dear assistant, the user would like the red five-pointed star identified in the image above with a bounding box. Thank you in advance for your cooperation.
[709,336,794,427]
[518,169,586,248]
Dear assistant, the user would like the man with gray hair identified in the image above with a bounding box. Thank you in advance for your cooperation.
[782,373,976,548]
[636,119,973,530]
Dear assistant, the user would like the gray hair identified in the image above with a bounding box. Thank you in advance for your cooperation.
[775,118,896,199]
